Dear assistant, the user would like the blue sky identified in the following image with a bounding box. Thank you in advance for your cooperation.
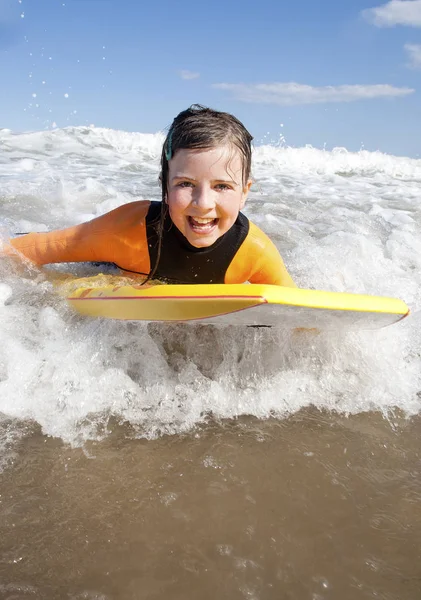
[1,0,421,157]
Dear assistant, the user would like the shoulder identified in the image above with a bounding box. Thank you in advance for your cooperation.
[102,200,152,221]
[241,219,280,256]
[226,217,295,286]
[88,200,153,232]
[225,218,280,283]
[247,220,274,245]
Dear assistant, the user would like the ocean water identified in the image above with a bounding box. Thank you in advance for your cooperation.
[0,127,420,599]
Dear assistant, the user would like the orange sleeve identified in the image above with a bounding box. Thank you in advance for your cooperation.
[5,200,151,274]
[225,221,296,287]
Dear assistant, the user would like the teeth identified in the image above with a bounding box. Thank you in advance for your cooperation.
[191,217,215,224]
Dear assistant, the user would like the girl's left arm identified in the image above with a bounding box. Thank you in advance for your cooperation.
[225,221,297,287]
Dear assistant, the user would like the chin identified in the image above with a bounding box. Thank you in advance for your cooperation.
[183,226,224,248]
[188,236,218,248]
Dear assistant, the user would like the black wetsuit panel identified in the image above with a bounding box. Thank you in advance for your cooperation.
[146,201,249,284]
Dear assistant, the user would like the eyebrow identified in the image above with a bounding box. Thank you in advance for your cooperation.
[171,175,239,185]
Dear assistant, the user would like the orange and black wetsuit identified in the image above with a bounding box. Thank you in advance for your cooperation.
[6,200,295,286]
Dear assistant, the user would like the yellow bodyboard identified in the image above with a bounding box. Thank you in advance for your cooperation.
[62,276,409,329]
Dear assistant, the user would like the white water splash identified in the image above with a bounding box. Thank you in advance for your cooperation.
[0,127,420,452]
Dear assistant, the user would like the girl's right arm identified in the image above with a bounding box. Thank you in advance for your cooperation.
[3,201,150,266]
[5,220,110,265]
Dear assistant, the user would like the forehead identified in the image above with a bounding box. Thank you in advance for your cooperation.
[170,146,243,177]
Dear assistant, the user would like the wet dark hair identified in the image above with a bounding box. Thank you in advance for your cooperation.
[144,104,254,284]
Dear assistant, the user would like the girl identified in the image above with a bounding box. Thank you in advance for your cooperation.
[5,105,296,287]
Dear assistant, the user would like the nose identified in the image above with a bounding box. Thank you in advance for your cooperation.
[192,185,215,210]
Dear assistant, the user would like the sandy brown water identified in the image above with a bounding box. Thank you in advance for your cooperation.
[1,409,420,600]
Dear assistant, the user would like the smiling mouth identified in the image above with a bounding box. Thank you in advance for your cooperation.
[188,216,219,233]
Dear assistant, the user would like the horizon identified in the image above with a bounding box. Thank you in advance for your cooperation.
[1,0,421,158]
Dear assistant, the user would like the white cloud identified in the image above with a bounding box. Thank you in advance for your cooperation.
[212,82,414,106]
[179,70,200,80]
[404,42,421,66]
[362,0,421,27]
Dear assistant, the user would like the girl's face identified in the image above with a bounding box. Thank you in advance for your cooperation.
[166,145,251,248]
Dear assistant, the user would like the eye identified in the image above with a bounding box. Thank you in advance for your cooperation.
[215,183,232,191]
[177,181,194,188]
